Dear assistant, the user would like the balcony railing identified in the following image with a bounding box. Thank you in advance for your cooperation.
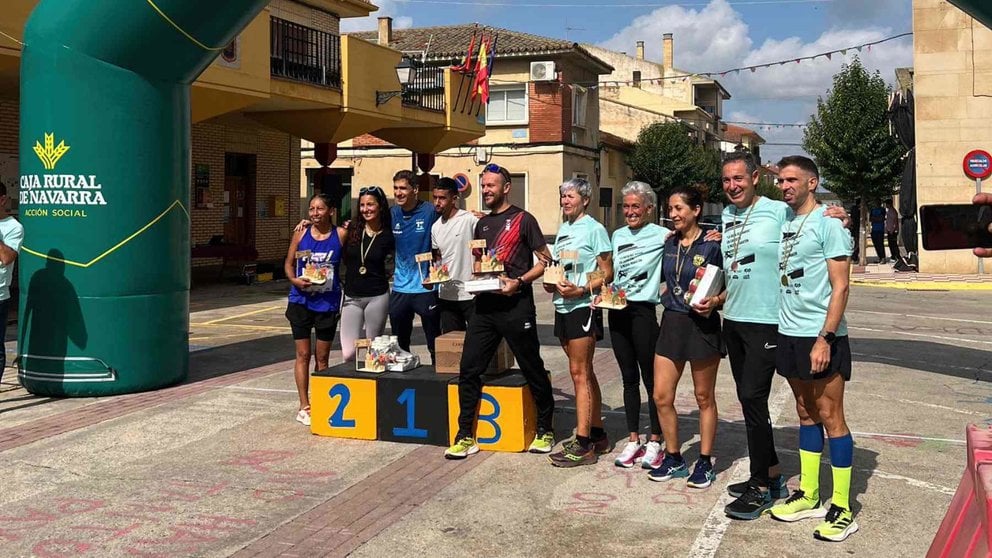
[270,17,341,89]
[402,59,446,113]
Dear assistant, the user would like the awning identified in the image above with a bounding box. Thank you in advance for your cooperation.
[948,1,992,30]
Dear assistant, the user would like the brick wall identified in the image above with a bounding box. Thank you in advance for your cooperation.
[352,133,392,147]
[191,120,301,267]
[269,0,340,34]
[529,82,569,143]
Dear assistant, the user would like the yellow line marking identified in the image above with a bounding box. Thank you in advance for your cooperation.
[191,322,293,332]
[145,0,225,51]
[852,279,992,291]
[0,30,24,46]
[202,305,282,325]
[21,200,189,268]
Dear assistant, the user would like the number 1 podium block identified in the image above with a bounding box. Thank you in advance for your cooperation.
[447,371,537,452]
[310,364,379,440]
[376,368,450,446]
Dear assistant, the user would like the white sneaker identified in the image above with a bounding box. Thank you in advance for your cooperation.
[641,441,664,469]
[614,441,646,468]
[295,408,311,426]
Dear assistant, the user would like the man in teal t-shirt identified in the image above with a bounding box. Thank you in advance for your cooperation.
[768,156,858,543]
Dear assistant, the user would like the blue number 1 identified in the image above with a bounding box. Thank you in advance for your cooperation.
[328,384,356,428]
[477,393,502,444]
[392,388,428,438]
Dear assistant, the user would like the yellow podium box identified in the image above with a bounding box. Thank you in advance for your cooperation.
[310,365,379,440]
[447,371,537,452]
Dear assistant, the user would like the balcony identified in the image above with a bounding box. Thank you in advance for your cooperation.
[270,16,341,89]
[402,59,445,113]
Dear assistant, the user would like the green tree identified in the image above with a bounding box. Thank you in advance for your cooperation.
[627,121,722,208]
[803,57,906,263]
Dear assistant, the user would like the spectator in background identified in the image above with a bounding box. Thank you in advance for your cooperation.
[0,183,22,383]
[869,203,887,264]
[884,199,900,263]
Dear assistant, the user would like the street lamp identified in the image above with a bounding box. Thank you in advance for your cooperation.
[376,57,418,106]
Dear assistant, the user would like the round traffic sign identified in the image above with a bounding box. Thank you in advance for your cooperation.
[963,149,992,180]
[452,173,471,193]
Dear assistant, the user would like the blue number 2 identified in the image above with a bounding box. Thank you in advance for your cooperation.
[392,388,428,438]
[478,393,502,444]
[328,384,356,428]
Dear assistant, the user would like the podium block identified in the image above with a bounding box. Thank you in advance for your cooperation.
[310,364,379,440]
[447,370,537,452]
[376,368,450,446]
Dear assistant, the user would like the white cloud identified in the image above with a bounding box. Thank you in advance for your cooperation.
[598,0,750,72]
[339,0,413,33]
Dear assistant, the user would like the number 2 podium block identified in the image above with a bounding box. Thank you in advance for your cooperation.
[377,368,450,446]
[447,371,537,452]
[310,365,379,440]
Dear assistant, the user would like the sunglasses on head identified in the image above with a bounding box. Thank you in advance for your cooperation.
[359,186,384,196]
[483,163,511,182]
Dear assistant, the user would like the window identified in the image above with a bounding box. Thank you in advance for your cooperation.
[486,87,528,125]
[632,71,641,88]
[572,85,588,128]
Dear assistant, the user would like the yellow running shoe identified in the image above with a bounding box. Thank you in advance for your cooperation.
[769,490,828,522]
[444,437,479,460]
[813,504,859,542]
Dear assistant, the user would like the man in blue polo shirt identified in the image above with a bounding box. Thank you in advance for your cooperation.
[390,170,441,364]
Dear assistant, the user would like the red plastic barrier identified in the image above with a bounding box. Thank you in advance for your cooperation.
[927,424,992,558]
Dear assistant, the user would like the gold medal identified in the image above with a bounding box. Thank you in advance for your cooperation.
[731,262,738,272]
[359,266,367,275]
[781,274,788,286]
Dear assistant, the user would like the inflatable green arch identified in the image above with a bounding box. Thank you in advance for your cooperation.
[18,0,269,396]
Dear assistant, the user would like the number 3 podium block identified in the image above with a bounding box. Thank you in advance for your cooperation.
[310,365,379,440]
[446,371,537,452]
[376,368,450,446]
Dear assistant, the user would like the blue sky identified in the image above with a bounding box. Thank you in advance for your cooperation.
[344,0,913,163]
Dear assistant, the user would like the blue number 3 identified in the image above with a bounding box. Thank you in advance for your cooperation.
[478,393,502,444]
[328,384,356,428]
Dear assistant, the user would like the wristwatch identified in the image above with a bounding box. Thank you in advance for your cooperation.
[819,330,837,345]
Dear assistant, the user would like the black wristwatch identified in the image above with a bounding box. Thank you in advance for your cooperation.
[819,330,837,345]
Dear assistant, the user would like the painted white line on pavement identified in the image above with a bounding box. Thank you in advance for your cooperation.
[849,326,992,346]
[687,378,793,558]
[852,431,966,444]
[849,310,992,326]
[853,391,988,417]
[776,448,956,495]
[224,386,298,394]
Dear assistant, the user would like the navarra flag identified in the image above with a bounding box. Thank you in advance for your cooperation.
[471,36,490,102]
[451,29,478,73]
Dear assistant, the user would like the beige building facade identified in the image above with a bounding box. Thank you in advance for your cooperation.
[914,0,992,273]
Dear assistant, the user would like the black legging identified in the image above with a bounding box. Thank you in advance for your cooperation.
[871,231,886,262]
[607,302,661,436]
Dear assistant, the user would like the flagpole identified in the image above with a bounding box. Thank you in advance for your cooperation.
[475,30,497,117]
[454,25,479,113]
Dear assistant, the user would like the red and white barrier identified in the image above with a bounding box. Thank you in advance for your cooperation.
[927,423,992,558]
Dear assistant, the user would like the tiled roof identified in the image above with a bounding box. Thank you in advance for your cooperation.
[724,124,765,145]
[350,24,613,73]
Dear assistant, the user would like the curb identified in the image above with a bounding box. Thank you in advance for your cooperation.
[851,279,992,291]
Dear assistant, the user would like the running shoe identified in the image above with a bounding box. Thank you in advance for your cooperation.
[614,441,646,468]
[444,437,480,460]
[549,441,598,468]
[813,505,859,542]
[687,458,716,489]
[528,431,555,454]
[295,407,311,426]
[641,441,664,469]
[647,454,688,481]
[769,490,827,522]
[724,480,772,520]
[592,433,611,455]
[728,475,787,499]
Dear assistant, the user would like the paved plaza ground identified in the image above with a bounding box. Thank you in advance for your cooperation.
[0,278,989,557]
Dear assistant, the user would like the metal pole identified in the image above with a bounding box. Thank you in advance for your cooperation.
[979,177,985,274]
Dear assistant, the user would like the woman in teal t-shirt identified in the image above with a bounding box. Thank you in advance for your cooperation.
[544,178,613,468]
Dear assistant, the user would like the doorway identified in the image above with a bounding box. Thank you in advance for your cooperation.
[224,153,256,246]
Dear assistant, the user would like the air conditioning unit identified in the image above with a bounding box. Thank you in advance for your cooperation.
[530,61,556,82]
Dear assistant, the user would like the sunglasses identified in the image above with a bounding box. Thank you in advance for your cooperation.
[359,186,385,196]
[483,163,511,182]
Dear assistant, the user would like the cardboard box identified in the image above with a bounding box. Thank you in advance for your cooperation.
[465,277,502,293]
[435,331,515,374]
